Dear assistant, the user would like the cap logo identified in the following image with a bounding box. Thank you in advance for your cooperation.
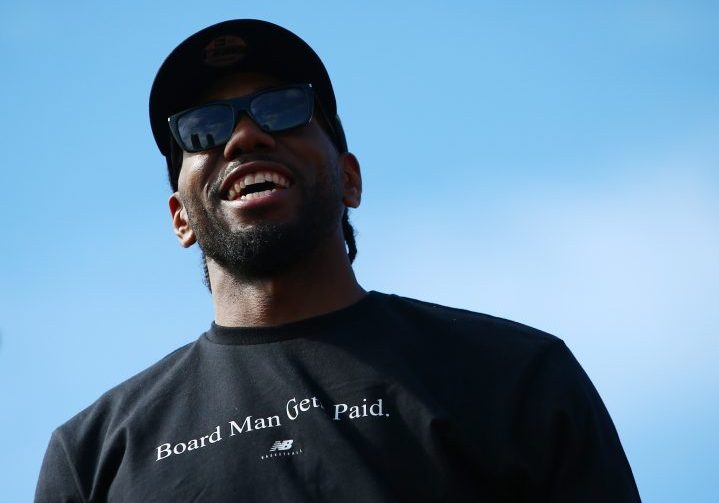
[203,35,247,67]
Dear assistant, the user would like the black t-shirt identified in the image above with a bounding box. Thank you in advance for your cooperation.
[35,292,641,502]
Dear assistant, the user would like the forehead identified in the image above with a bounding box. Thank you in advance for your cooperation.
[199,72,284,102]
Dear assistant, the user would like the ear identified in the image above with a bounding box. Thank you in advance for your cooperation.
[168,193,196,248]
[339,152,362,208]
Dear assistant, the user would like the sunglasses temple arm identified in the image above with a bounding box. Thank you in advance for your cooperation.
[332,114,348,153]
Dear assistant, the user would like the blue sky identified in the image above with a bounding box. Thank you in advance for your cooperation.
[1,1,717,501]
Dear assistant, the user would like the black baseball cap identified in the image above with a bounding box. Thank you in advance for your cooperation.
[149,19,346,183]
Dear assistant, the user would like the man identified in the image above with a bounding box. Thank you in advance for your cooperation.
[36,19,641,502]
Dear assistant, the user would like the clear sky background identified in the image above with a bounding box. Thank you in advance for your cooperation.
[1,0,717,501]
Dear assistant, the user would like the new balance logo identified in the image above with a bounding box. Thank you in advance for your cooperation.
[269,440,293,452]
[260,439,303,460]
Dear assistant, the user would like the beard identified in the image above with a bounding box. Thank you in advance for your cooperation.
[182,161,343,281]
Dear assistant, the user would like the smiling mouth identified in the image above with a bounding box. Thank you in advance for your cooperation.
[225,171,292,201]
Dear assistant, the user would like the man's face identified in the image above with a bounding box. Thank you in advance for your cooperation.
[170,72,353,278]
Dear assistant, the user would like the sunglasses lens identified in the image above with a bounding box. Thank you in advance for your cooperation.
[250,87,312,132]
[176,105,234,151]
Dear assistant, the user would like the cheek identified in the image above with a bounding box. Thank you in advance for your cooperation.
[181,151,213,172]
[289,126,339,174]
[178,152,218,189]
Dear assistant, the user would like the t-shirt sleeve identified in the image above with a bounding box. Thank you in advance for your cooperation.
[35,430,85,503]
[519,340,642,502]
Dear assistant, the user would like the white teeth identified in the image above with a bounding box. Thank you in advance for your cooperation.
[229,170,291,199]
[238,189,276,201]
[239,171,291,188]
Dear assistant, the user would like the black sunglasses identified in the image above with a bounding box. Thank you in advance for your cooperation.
[168,83,315,153]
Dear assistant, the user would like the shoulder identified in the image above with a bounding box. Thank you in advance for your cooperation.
[37,339,202,500]
[368,292,599,413]
[54,339,200,444]
[369,291,563,357]
[365,294,640,499]
[366,293,595,423]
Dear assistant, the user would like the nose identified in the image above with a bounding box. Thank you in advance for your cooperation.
[223,113,276,160]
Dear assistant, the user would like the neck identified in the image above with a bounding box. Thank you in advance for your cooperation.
[208,232,365,327]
